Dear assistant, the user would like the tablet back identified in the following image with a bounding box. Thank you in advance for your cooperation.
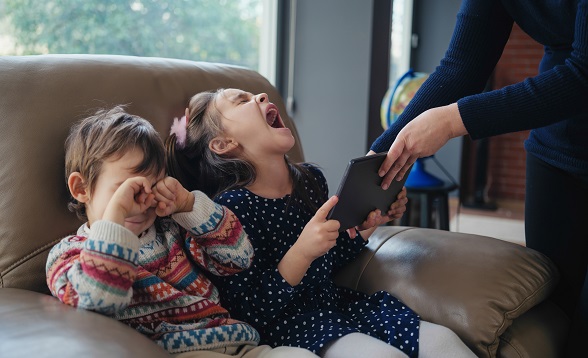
[327,153,410,231]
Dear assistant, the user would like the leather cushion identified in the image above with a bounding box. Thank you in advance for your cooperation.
[335,226,559,358]
[0,55,302,293]
[0,288,169,357]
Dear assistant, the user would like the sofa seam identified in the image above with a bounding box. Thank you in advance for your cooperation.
[1,239,61,282]
[354,227,414,289]
[498,336,523,358]
[490,274,557,350]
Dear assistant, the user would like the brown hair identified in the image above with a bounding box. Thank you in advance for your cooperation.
[65,106,165,220]
[166,89,324,212]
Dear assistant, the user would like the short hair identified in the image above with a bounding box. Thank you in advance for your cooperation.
[65,106,165,220]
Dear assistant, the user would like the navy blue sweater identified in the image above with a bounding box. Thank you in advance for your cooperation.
[371,0,588,177]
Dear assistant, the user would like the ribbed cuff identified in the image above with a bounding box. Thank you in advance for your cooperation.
[173,190,224,235]
[85,220,140,264]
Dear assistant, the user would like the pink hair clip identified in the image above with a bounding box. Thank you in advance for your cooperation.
[170,115,187,149]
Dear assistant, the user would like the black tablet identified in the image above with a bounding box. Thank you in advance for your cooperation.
[327,152,410,231]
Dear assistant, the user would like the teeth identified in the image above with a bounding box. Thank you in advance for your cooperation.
[267,109,277,125]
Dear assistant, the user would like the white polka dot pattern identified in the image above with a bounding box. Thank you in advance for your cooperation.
[212,164,420,357]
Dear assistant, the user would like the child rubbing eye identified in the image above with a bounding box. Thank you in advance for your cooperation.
[46,106,318,358]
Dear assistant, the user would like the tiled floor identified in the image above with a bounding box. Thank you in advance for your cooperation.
[448,198,526,246]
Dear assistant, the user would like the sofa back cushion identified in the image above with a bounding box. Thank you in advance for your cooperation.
[0,55,302,293]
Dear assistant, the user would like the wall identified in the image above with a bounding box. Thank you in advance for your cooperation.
[290,0,374,194]
[489,24,544,201]
[288,1,541,202]
[290,0,463,195]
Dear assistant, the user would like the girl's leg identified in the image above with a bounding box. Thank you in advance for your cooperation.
[254,346,319,358]
[418,321,476,358]
[320,333,408,358]
[174,345,319,358]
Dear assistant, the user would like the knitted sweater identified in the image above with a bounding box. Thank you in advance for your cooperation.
[46,191,259,353]
[372,0,588,177]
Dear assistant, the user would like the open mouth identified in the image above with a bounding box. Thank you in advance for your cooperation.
[266,104,285,129]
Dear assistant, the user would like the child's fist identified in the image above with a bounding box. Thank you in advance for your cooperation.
[103,177,156,225]
[152,176,195,217]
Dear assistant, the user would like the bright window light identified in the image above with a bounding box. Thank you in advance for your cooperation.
[0,0,278,83]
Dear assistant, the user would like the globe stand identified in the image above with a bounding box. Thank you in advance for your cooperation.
[382,69,458,229]
[405,157,443,188]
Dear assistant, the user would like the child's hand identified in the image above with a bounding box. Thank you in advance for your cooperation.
[385,186,408,220]
[152,176,195,217]
[349,187,408,238]
[293,196,341,261]
[103,177,156,225]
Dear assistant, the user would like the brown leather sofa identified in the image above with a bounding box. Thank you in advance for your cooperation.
[0,55,568,357]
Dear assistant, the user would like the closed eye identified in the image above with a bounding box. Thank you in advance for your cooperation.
[233,92,252,105]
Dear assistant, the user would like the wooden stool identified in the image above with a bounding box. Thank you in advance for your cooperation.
[400,183,458,230]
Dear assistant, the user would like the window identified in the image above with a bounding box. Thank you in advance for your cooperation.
[0,0,278,83]
[389,0,413,85]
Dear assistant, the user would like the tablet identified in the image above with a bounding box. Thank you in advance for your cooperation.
[327,152,410,232]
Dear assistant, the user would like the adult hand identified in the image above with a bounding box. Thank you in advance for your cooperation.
[376,103,467,189]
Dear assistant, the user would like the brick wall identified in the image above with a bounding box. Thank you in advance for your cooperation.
[487,24,544,201]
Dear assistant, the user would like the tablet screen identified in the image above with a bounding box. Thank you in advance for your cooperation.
[327,152,410,231]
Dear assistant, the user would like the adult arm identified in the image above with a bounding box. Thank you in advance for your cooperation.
[373,0,588,184]
[459,0,588,138]
[371,0,514,153]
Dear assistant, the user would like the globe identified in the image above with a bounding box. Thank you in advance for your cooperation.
[380,69,443,187]
[380,69,429,130]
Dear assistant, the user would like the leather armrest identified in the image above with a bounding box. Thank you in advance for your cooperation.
[334,226,559,358]
[0,288,169,358]
[497,300,569,358]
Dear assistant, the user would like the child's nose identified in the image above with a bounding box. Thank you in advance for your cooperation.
[256,93,268,103]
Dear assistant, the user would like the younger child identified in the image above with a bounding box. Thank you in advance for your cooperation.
[166,89,477,358]
[47,106,317,358]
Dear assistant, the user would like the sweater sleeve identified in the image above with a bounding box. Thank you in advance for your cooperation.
[459,0,588,139]
[45,221,139,316]
[372,0,588,151]
[172,190,254,277]
[371,0,514,152]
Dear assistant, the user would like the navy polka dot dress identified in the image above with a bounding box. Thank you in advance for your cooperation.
[213,164,420,357]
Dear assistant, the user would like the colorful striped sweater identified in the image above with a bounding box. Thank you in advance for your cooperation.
[46,190,259,353]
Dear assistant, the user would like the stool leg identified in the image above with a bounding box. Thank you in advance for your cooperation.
[438,193,450,230]
[420,193,432,228]
[401,196,411,226]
